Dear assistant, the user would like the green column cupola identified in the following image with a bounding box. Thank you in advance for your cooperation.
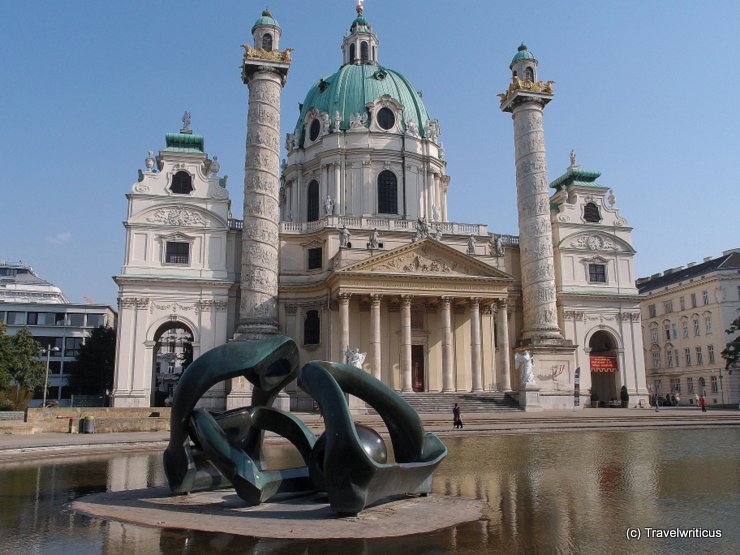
[252,9,281,51]
[510,43,538,82]
[342,1,379,66]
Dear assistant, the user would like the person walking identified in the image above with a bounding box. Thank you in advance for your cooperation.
[453,403,463,429]
[699,395,708,413]
[653,393,660,412]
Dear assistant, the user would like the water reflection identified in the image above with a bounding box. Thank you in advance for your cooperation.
[0,429,737,554]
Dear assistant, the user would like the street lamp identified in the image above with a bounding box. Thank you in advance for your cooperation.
[41,344,60,407]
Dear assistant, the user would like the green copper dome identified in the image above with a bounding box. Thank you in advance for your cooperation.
[252,9,279,32]
[294,64,431,146]
[511,43,535,65]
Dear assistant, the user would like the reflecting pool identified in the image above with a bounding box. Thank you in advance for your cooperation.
[1,428,738,554]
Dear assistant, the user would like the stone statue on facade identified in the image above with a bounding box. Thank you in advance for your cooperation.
[350,111,368,129]
[285,133,295,152]
[405,117,420,138]
[324,195,335,216]
[569,149,577,167]
[210,156,220,176]
[145,151,155,172]
[491,235,504,257]
[424,119,440,142]
[369,228,380,249]
[467,235,476,255]
[333,110,342,132]
[320,112,330,136]
[413,216,429,242]
[515,351,537,387]
[345,347,366,369]
[608,189,616,208]
[431,203,441,222]
[339,225,350,248]
[181,111,192,133]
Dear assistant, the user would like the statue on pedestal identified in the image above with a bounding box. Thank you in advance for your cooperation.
[515,351,536,387]
[345,347,366,369]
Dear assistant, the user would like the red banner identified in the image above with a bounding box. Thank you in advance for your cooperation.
[590,355,617,373]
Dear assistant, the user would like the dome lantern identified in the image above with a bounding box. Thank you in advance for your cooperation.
[342,1,379,66]
[252,8,282,51]
[510,43,538,82]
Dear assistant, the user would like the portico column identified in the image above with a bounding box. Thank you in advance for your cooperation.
[441,296,454,392]
[338,293,351,360]
[497,299,512,391]
[470,297,483,392]
[370,294,382,381]
[400,295,412,392]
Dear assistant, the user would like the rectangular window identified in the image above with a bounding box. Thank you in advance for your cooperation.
[650,328,658,343]
[693,319,700,337]
[696,346,703,365]
[6,311,26,325]
[705,316,712,334]
[702,290,709,305]
[307,248,323,270]
[55,313,66,326]
[33,336,64,353]
[26,312,39,325]
[648,304,656,318]
[67,313,84,327]
[64,337,83,358]
[687,377,694,393]
[165,241,190,264]
[708,345,715,364]
[682,321,689,338]
[663,301,673,314]
[655,379,662,393]
[48,361,62,375]
[674,349,680,367]
[0,311,4,323]
[671,323,678,339]
[690,293,697,308]
[711,375,718,393]
[86,313,106,327]
[651,351,661,369]
[684,348,691,366]
[666,350,674,367]
[588,264,606,283]
[670,378,681,393]
[664,325,670,341]
[679,296,686,311]
[37,312,56,325]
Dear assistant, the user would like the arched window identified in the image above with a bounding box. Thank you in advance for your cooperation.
[261,33,273,51]
[377,170,398,214]
[349,44,356,64]
[361,41,369,62]
[171,171,193,195]
[304,310,320,345]
[512,70,518,78]
[524,67,534,81]
[307,180,319,221]
[584,202,601,222]
[376,107,395,130]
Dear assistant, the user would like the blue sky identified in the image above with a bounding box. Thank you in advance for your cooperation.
[1,0,738,307]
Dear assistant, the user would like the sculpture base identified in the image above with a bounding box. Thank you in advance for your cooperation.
[519,384,543,412]
[71,487,485,539]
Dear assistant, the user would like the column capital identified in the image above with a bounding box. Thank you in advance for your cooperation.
[440,296,453,306]
[497,298,509,310]
[469,297,481,307]
[369,293,383,305]
[337,292,352,303]
[400,294,413,307]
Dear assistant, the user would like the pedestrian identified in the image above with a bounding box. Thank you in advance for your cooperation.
[674,393,680,406]
[453,403,463,429]
[671,393,677,406]
[699,395,707,413]
[654,393,660,412]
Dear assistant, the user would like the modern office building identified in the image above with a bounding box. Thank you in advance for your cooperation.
[1,261,117,405]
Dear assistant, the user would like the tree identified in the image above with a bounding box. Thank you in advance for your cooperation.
[0,322,12,391]
[721,316,740,372]
[68,326,116,396]
[7,327,45,409]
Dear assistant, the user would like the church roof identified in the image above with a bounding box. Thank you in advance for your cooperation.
[164,132,205,153]
[294,64,431,145]
[550,166,603,191]
[637,251,740,293]
[252,9,279,32]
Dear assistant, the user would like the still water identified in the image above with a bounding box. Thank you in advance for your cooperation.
[0,428,737,554]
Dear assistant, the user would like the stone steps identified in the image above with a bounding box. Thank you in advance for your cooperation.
[398,392,520,413]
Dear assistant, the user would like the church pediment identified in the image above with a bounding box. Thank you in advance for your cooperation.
[130,204,227,229]
[559,231,635,254]
[336,239,512,280]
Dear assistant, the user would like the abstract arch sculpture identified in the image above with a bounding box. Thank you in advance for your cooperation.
[163,336,447,515]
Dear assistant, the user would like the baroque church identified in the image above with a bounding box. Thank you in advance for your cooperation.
[112,5,648,411]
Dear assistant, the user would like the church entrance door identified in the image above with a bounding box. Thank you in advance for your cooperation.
[412,345,425,392]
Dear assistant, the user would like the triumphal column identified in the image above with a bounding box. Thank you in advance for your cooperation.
[229,10,291,407]
[234,10,291,341]
[500,44,575,410]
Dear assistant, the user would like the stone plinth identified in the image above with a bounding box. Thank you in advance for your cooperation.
[519,383,543,412]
